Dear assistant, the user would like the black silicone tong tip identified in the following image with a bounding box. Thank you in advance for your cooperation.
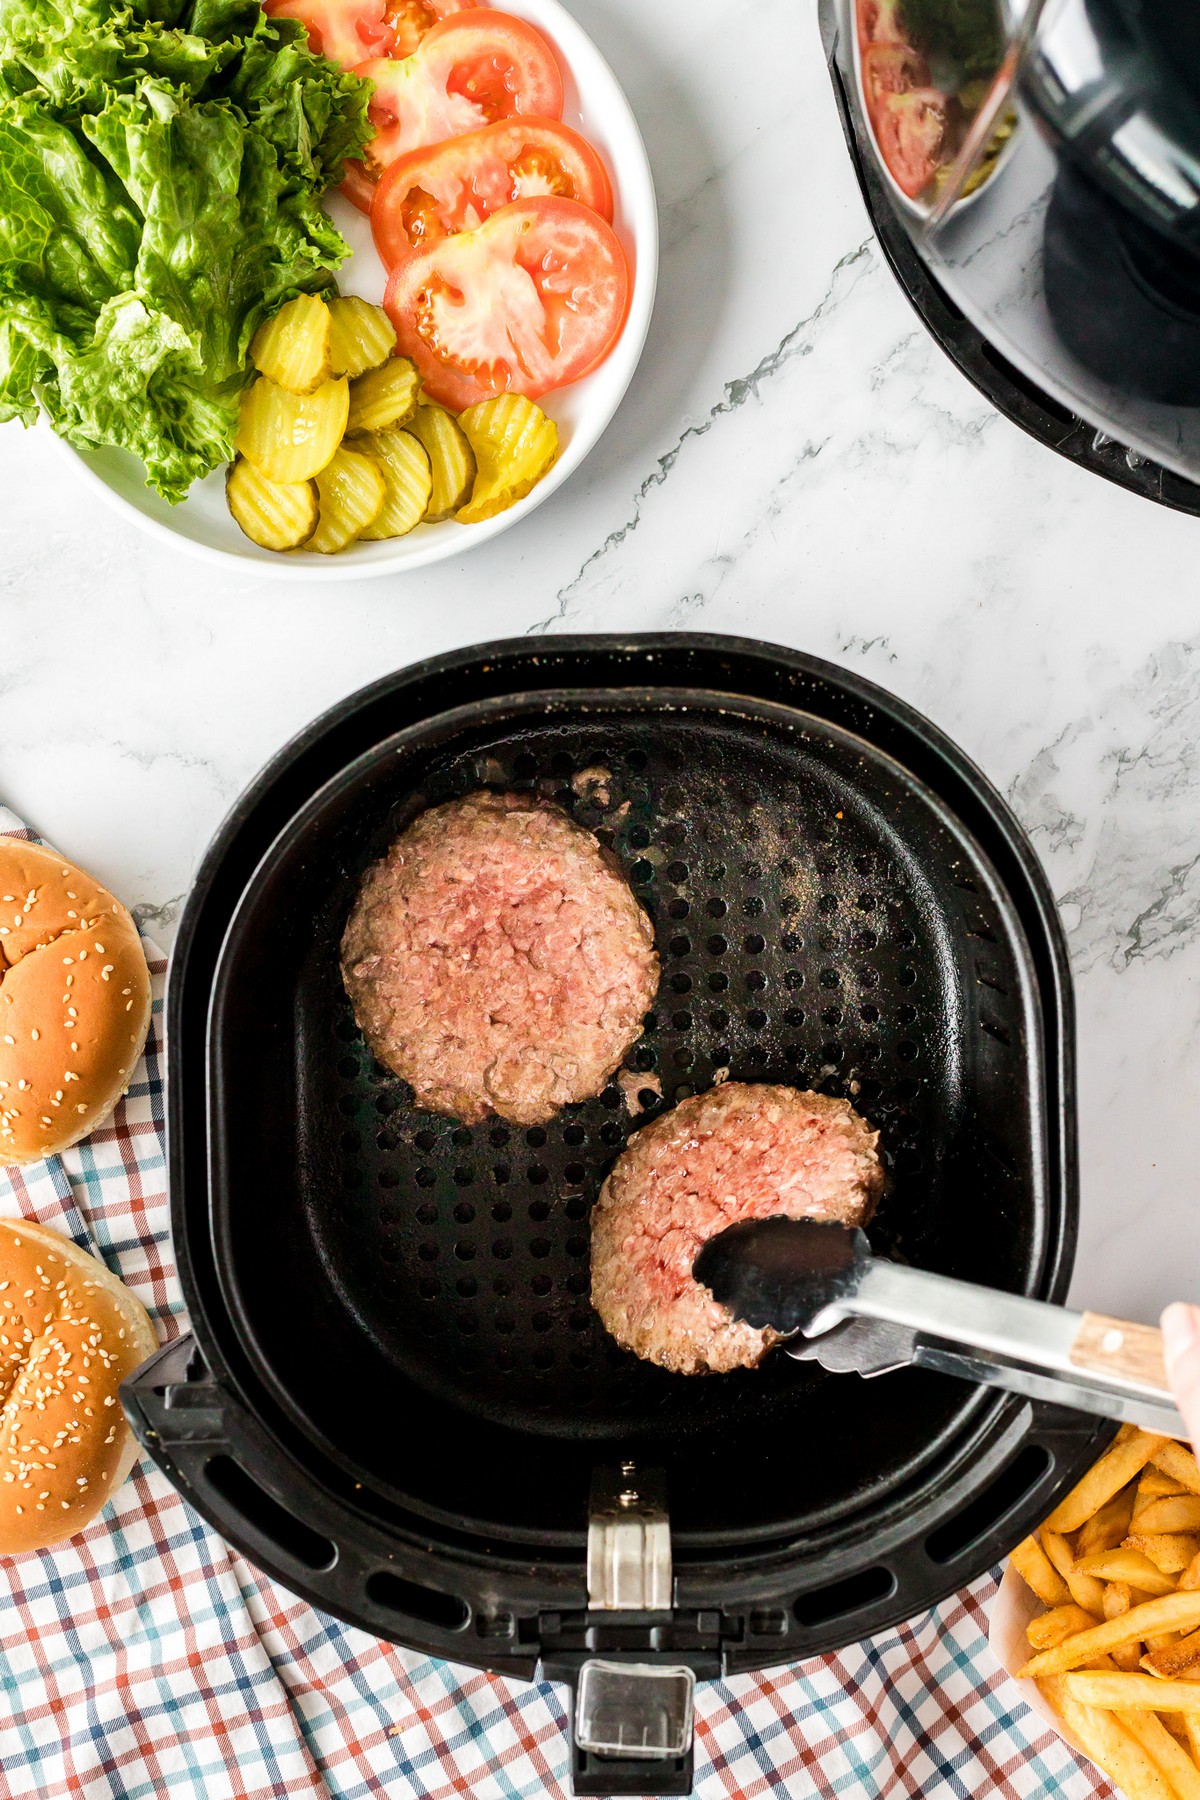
[692,1217,872,1334]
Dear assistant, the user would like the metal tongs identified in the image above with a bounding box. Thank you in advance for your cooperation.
[693,1218,1185,1439]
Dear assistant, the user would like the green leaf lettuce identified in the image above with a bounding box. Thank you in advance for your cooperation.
[0,0,370,500]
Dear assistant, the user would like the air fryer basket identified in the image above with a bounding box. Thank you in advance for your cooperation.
[126,637,1105,1798]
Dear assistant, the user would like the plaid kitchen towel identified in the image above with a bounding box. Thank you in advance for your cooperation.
[0,808,1110,1800]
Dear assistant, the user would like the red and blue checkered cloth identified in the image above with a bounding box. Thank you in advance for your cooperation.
[0,811,1108,1799]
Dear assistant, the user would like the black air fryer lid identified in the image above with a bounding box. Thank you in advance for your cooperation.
[820,0,1200,505]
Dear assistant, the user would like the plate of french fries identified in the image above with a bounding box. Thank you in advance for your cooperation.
[992,1426,1200,1798]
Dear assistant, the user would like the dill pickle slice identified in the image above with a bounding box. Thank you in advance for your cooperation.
[350,429,433,538]
[226,458,318,551]
[346,357,420,433]
[407,402,475,519]
[309,445,388,554]
[235,375,348,483]
[250,295,332,396]
[328,296,398,379]
[456,394,558,525]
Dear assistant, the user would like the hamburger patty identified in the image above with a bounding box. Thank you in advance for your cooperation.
[591,1083,884,1374]
[340,790,659,1125]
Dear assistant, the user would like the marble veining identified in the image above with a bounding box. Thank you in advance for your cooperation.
[1,0,1199,1324]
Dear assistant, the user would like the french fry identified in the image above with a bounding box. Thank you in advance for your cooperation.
[1122,1709,1200,1800]
[1076,1549,1180,1597]
[1045,1431,1169,1534]
[1067,1673,1200,1712]
[1154,1444,1200,1496]
[1145,1631,1200,1679]
[1043,1529,1107,1616]
[1079,1483,1139,1558]
[1180,1553,1200,1593]
[1139,1499,1200,1536]
[1105,1582,1147,1670]
[1038,1674,1175,1800]
[1019,1592,1200,1678]
[1128,1535,1200,1575]
[1139,1468,1190,1501]
[1027,1604,1100,1652]
[1186,1716,1200,1766]
[1010,1534,1071,1608]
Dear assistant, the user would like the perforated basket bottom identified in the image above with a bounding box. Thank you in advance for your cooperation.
[299,705,997,1443]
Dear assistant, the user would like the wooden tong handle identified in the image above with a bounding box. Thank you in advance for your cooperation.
[1071,1312,1169,1391]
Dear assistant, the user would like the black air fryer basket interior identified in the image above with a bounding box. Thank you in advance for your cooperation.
[126,637,1106,1794]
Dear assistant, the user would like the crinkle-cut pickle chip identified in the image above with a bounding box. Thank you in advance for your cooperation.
[351,429,432,539]
[457,395,558,525]
[346,356,420,433]
[309,446,387,554]
[226,458,318,551]
[235,375,349,483]
[408,402,475,520]
[250,294,332,396]
[328,296,397,379]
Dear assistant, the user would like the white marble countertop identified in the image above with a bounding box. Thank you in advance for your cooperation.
[1,0,1197,1325]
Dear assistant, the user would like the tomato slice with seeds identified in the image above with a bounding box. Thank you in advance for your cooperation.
[371,117,611,266]
[872,87,947,197]
[856,0,908,51]
[383,196,629,410]
[265,0,396,69]
[266,0,478,67]
[861,41,931,115]
[387,0,479,59]
[346,11,563,212]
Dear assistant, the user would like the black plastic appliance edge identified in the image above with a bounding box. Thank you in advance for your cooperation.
[824,31,1200,517]
[122,635,1110,1797]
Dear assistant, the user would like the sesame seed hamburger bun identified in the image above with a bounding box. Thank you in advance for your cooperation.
[0,839,152,1165]
[0,1217,158,1554]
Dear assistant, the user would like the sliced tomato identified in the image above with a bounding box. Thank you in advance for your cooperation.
[371,118,611,266]
[856,0,908,50]
[387,0,480,59]
[383,196,629,409]
[872,87,947,198]
[862,42,930,116]
[265,0,396,69]
[347,11,563,212]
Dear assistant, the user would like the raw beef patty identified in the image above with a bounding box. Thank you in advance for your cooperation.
[340,790,660,1125]
[591,1082,884,1374]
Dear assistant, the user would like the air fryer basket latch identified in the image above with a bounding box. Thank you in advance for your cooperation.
[537,1466,696,1795]
[587,1463,672,1611]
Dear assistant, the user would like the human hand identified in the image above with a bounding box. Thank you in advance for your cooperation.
[1162,1303,1200,1450]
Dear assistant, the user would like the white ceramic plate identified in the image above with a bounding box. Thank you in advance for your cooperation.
[51,0,657,579]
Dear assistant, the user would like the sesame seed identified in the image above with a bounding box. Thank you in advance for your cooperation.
[62,958,72,966]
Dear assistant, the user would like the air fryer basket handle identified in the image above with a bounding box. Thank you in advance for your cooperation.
[542,1656,697,1798]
